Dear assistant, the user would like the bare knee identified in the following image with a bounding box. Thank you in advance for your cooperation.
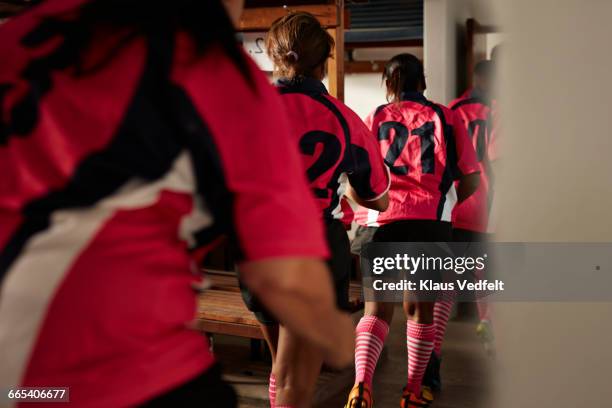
[364,301,394,324]
[403,301,434,324]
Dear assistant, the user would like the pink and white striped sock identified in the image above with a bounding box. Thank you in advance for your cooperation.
[477,299,492,323]
[269,373,276,408]
[433,291,456,355]
[354,316,389,387]
[406,320,435,395]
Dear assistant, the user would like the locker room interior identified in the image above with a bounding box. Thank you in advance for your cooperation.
[1,1,611,407]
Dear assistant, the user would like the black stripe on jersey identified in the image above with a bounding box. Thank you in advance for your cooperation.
[450,97,490,111]
[166,84,242,259]
[426,103,459,220]
[374,103,389,117]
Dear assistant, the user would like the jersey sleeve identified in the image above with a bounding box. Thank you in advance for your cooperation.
[175,47,328,262]
[448,108,480,178]
[345,108,390,201]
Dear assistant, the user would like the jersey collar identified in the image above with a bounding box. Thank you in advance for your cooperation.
[399,91,427,103]
[275,76,329,95]
[469,87,491,104]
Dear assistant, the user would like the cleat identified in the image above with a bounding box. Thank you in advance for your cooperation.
[400,387,431,408]
[476,320,496,357]
[421,386,434,404]
[345,382,373,408]
[422,352,442,391]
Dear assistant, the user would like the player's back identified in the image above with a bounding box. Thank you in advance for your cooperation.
[277,77,389,221]
[367,92,463,224]
[0,2,327,405]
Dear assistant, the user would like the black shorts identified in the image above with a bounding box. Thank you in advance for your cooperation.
[452,228,492,243]
[240,219,351,325]
[141,364,236,407]
[373,220,452,302]
[373,219,452,243]
[350,225,378,255]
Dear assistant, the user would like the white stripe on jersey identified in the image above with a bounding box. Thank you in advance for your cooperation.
[441,184,458,222]
[331,172,349,220]
[366,209,380,227]
[0,152,210,393]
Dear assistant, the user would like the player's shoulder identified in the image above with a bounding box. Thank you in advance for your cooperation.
[369,102,400,123]
[373,103,391,117]
[449,96,468,110]
[419,96,454,123]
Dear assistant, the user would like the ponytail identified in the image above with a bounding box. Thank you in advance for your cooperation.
[382,53,425,102]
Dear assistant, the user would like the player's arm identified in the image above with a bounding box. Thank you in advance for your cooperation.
[345,109,391,212]
[345,185,388,211]
[240,258,352,367]
[450,109,480,202]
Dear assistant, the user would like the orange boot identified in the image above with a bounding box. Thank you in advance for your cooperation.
[345,382,373,408]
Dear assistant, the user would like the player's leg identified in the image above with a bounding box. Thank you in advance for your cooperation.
[421,289,455,392]
[403,220,451,406]
[346,223,397,408]
[474,266,495,356]
[273,327,324,408]
[401,297,436,407]
[239,279,282,407]
[260,324,280,407]
[346,301,393,408]
[452,228,495,354]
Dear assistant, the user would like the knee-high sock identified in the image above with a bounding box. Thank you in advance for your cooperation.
[433,291,456,355]
[354,316,390,387]
[477,299,492,323]
[474,268,492,323]
[269,373,276,408]
[406,320,435,395]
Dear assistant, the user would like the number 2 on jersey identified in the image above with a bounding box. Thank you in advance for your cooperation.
[299,131,342,198]
[378,121,435,175]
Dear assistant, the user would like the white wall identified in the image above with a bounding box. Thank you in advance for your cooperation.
[489,0,612,406]
[344,73,387,119]
[424,0,496,104]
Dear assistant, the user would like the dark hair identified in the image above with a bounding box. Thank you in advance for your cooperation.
[19,0,248,78]
[265,11,334,79]
[383,53,425,102]
[474,60,492,79]
[490,43,502,62]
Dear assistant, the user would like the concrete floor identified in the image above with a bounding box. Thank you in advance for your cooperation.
[215,306,495,408]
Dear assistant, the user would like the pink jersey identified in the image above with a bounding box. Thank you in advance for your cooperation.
[450,89,493,232]
[360,92,480,225]
[0,2,327,406]
[276,78,389,221]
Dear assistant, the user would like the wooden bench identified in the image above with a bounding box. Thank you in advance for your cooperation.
[197,270,363,339]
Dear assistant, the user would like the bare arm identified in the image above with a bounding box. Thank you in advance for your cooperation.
[345,186,389,212]
[239,258,355,368]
